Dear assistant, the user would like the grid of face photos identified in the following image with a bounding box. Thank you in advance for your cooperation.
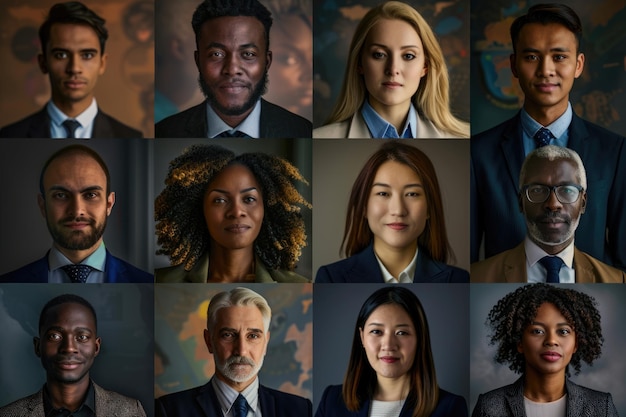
[1,1,626,417]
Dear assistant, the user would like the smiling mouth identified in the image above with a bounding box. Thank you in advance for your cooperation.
[225,224,251,233]
[387,223,408,231]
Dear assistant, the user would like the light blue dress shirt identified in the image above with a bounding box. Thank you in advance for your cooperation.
[521,102,572,156]
[48,242,107,283]
[47,99,98,138]
[206,100,261,138]
[360,99,417,138]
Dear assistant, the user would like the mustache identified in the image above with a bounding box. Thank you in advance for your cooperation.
[534,212,571,224]
[60,216,95,224]
[225,356,255,367]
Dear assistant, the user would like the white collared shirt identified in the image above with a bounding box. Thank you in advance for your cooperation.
[47,99,98,138]
[525,237,575,283]
[374,248,418,283]
[47,242,107,283]
[206,100,261,138]
[212,376,261,417]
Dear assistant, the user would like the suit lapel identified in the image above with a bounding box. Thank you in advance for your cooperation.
[566,113,591,158]
[92,111,115,137]
[500,114,526,191]
[572,247,594,283]
[413,251,447,282]
[504,377,526,417]
[259,385,278,417]
[348,245,386,283]
[503,243,527,283]
[188,102,210,137]
[197,382,222,417]
[347,112,373,138]
[27,109,51,138]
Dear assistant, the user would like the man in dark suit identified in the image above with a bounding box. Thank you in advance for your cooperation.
[0,294,147,416]
[155,0,312,138]
[471,3,626,270]
[0,2,141,138]
[156,287,312,417]
[0,144,152,283]
[471,146,625,283]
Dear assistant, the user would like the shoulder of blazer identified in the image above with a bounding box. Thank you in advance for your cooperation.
[260,99,312,137]
[0,108,50,138]
[155,102,207,138]
[0,254,49,283]
[472,112,522,144]
[94,111,142,138]
[313,120,351,138]
[315,244,383,283]
[0,389,44,416]
[259,384,312,415]
[415,250,469,283]
[572,247,625,283]
[105,250,154,283]
[93,381,146,417]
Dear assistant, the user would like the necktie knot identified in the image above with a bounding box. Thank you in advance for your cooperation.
[534,127,555,147]
[539,256,564,283]
[233,394,248,417]
[61,264,93,283]
[216,130,249,137]
[62,119,82,138]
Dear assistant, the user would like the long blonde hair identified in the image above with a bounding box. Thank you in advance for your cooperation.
[325,1,469,138]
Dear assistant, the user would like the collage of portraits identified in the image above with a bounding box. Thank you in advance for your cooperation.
[0,0,625,416]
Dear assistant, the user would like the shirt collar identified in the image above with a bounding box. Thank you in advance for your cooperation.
[48,242,107,272]
[43,381,95,417]
[212,376,260,415]
[521,102,572,140]
[206,100,261,138]
[373,247,418,283]
[360,99,416,138]
[47,99,98,138]
[524,236,575,269]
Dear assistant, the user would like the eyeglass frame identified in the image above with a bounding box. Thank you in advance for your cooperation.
[520,183,585,204]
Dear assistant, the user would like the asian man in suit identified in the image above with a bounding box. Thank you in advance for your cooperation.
[155,0,312,138]
[155,287,312,417]
[0,144,152,283]
[0,294,146,416]
[470,3,626,270]
[0,2,141,138]
[471,145,624,283]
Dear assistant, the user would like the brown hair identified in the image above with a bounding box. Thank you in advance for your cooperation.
[341,141,453,263]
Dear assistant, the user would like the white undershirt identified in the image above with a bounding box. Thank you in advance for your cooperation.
[524,394,567,417]
[369,399,405,417]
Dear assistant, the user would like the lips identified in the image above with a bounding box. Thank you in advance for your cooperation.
[64,79,87,89]
[56,359,83,370]
[379,356,399,363]
[540,351,562,362]
[225,224,251,233]
[382,81,402,88]
[386,223,408,231]
[535,82,559,92]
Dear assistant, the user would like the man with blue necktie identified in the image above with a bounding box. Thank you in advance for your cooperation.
[471,3,626,271]
[155,287,312,417]
[471,145,624,283]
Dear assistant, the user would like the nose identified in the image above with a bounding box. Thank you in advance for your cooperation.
[536,56,554,78]
[226,199,246,218]
[68,195,86,217]
[66,53,81,75]
[389,194,407,216]
[543,331,559,347]
[233,334,246,356]
[381,332,397,351]
[60,336,78,353]
[385,55,400,76]
[222,54,242,76]
[543,188,563,212]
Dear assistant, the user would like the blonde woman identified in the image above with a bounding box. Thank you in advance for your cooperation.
[313,1,469,138]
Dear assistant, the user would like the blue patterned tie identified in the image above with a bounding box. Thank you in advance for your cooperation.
[232,394,248,417]
[534,127,555,147]
[62,119,82,138]
[61,264,93,283]
[539,256,564,283]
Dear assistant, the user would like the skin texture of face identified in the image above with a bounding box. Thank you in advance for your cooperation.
[195,16,272,127]
[204,305,269,391]
[367,160,428,263]
[510,22,584,126]
[38,23,107,117]
[359,303,417,391]
[519,157,586,255]
[203,164,264,254]
[38,153,115,264]
[34,302,101,388]
[359,18,427,127]
[265,14,313,120]
[517,302,577,382]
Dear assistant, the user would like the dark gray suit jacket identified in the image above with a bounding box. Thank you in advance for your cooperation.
[471,111,626,270]
[0,381,146,417]
[472,377,618,417]
[0,107,142,138]
[155,99,312,138]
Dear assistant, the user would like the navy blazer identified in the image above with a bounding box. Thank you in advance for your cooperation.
[0,250,153,283]
[471,111,626,270]
[0,107,142,138]
[472,377,618,417]
[155,99,312,138]
[155,380,312,417]
[315,385,468,417]
[315,243,468,283]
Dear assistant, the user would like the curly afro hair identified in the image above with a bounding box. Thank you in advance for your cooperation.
[155,144,311,272]
[486,283,603,376]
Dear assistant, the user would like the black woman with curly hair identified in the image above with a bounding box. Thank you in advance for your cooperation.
[155,144,311,283]
[472,283,618,417]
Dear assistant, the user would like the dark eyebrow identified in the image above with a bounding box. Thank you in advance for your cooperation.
[531,321,572,327]
[205,42,259,50]
[369,43,420,50]
[208,187,259,195]
[521,47,572,54]
[49,185,104,193]
[50,47,99,54]
[372,183,423,189]
[367,322,411,327]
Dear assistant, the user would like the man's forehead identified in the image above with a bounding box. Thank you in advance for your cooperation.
[45,153,106,177]
[524,157,578,181]
[42,302,96,328]
[216,304,264,324]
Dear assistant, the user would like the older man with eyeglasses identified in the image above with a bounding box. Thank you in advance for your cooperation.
[471,145,625,283]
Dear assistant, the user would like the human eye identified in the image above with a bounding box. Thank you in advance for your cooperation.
[84,191,99,200]
[214,196,227,204]
[53,51,68,60]
[524,54,538,61]
[242,50,257,60]
[76,334,90,342]
[208,50,225,59]
[47,332,62,341]
[403,53,416,60]
[82,52,95,60]
[243,195,257,204]
[530,327,544,335]
[396,330,410,336]
[372,51,386,59]
[51,191,68,200]
[557,327,572,336]
[220,331,235,340]
[369,329,382,335]
[553,54,567,61]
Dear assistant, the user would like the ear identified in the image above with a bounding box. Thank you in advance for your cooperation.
[574,53,585,79]
[580,191,587,214]
[106,192,115,216]
[98,52,108,76]
[37,194,46,218]
[34,337,41,358]
[265,50,272,72]
[204,328,214,354]
[510,54,518,78]
[38,53,48,74]
[93,337,101,357]
[420,60,428,78]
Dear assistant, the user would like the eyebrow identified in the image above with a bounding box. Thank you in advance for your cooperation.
[220,326,264,334]
[45,325,94,333]
[521,47,572,53]
[367,322,411,328]
[369,43,420,49]
[530,321,572,327]
[372,183,423,189]
[208,187,259,195]
[48,185,104,193]
[205,42,259,50]
[50,47,99,54]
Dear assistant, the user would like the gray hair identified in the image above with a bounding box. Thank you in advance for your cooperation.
[519,145,587,190]
[207,287,271,333]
